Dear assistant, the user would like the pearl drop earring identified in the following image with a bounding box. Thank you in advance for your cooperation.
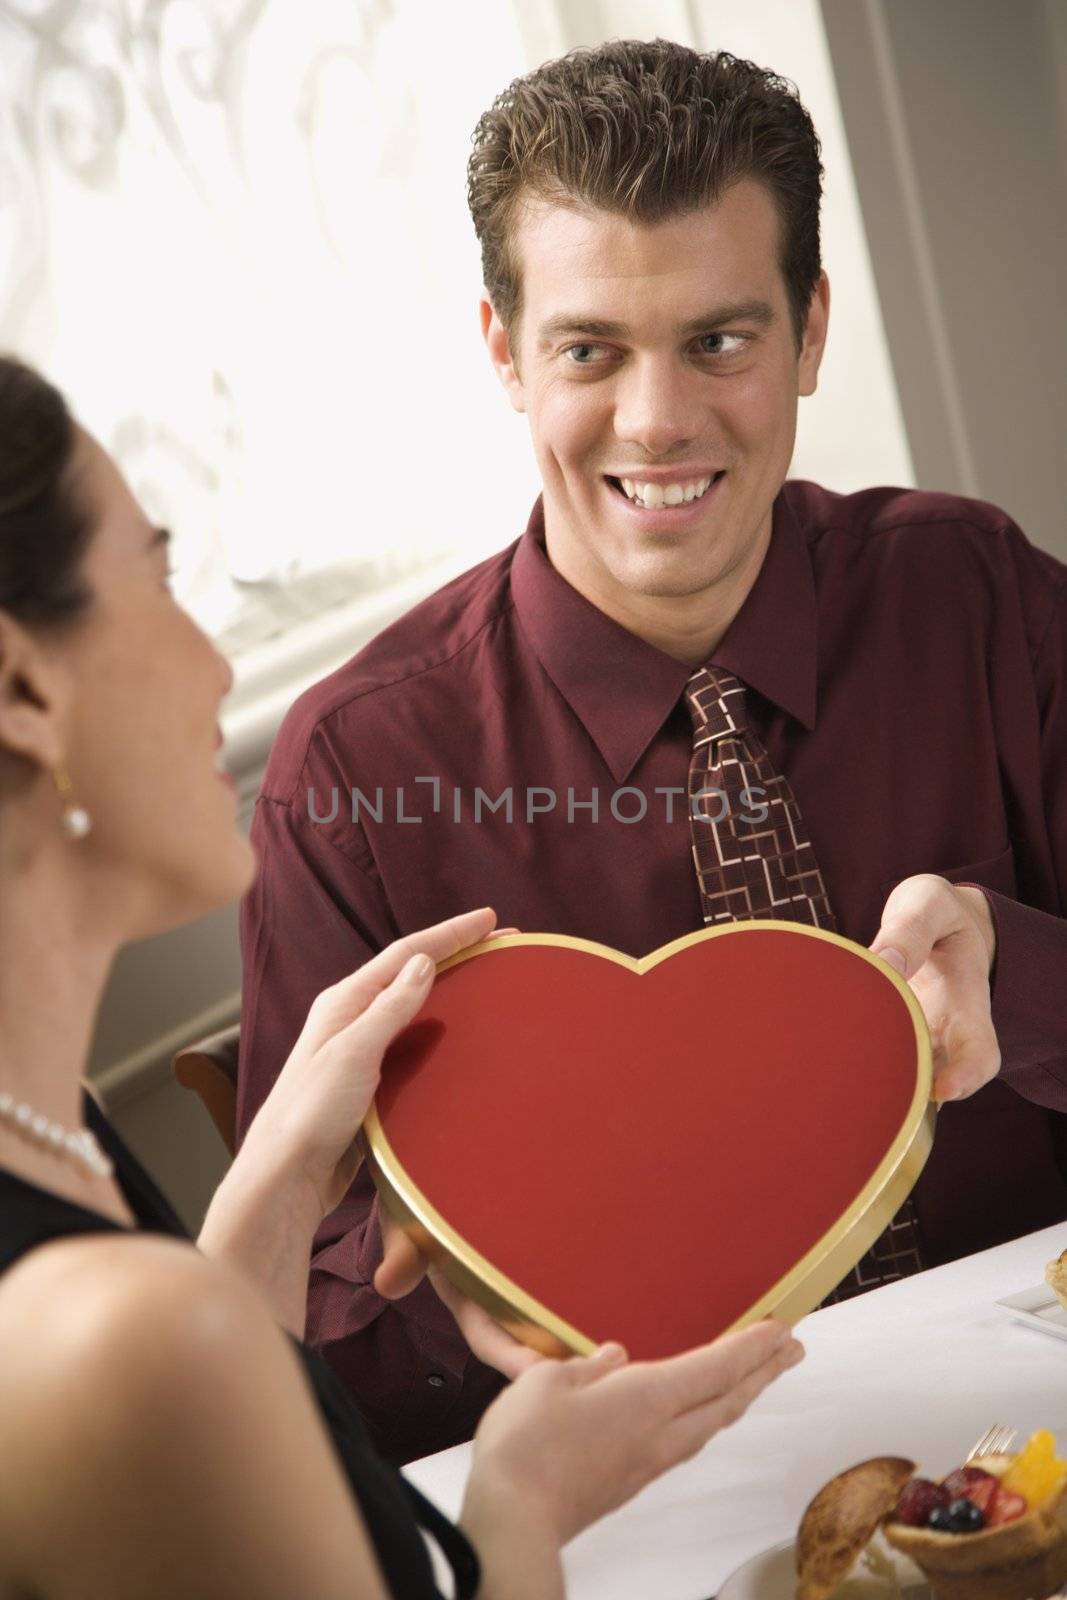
[53,766,92,840]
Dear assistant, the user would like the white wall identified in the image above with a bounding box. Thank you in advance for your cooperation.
[822,0,1067,558]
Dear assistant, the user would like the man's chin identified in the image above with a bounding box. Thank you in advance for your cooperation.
[602,549,732,603]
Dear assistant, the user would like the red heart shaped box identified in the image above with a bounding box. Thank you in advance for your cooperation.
[363,924,933,1360]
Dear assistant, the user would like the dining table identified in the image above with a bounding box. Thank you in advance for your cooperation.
[404,1220,1067,1598]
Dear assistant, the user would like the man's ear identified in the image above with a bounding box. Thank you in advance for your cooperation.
[480,296,526,414]
[0,612,69,773]
[797,271,830,398]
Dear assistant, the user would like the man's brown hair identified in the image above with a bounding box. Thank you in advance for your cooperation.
[467,38,823,351]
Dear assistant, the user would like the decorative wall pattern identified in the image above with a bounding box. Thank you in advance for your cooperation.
[0,0,536,653]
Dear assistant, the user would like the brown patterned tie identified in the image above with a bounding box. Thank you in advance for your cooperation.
[684,664,925,1301]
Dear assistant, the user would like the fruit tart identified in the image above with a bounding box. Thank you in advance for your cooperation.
[796,1432,1067,1599]
[883,1430,1067,1600]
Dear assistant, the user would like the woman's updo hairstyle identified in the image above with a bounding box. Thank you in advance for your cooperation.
[0,355,93,629]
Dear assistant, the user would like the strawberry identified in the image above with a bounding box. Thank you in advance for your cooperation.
[945,1472,1000,1517]
[987,1485,1028,1527]
[940,1466,997,1503]
[894,1478,949,1526]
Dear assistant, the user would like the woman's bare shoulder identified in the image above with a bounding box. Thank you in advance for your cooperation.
[0,1232,389,1600]
[0,1235,275,1574]
[0,1232,265,1439]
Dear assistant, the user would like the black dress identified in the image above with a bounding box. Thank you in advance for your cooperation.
[0,1096,480,1599]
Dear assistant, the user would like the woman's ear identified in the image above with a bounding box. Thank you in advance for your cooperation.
[0,611,70,773]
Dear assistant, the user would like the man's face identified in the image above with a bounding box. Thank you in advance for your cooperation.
[483,180,828,616]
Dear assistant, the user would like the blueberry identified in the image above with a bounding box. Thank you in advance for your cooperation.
[928,1504,956,1531]
[946,1497,985,1533]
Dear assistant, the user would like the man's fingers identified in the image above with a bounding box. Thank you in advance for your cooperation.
[426,1266,546,1377]
[462,1316,544,1379]
[930,1021,1001,1102]
[907,936,1001,1100]
[869,875,1001,1100]
[870,875,962,980]
[374,1221,429,1299]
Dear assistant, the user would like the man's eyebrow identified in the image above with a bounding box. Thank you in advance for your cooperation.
[676,300,776,337]
[536,301,777,345]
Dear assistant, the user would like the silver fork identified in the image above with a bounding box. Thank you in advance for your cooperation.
[967,1422,1017,1460]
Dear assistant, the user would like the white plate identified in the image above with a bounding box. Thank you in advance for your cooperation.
[995,1284,1067,1341]
[717,1538,929,1598]
[716,1540,795,1599]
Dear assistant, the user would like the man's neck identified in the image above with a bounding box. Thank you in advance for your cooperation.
[542,517,773,667]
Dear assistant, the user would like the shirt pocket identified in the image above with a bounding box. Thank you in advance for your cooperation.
[882,844,1017,901]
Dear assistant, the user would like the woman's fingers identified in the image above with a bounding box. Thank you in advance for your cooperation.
[362,907,497,982]
[648,1319,797,1411]
[325,950,437,1067]
[302,908,498,1050]
[658,1330,805,1463]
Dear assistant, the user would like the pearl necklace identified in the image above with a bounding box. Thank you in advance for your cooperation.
[0,1090,114,1179]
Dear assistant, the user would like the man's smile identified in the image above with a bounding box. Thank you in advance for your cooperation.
[603,470,727,523]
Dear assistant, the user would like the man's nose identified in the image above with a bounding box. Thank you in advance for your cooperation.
[613,356,706,458]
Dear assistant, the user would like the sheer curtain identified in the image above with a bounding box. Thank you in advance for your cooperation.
[0,0,539,686]
[0,0,910,777]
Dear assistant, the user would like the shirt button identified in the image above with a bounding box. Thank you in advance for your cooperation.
[427,1373,445,1388]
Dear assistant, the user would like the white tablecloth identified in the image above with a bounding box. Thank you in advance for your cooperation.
[405,1221,1067,1598]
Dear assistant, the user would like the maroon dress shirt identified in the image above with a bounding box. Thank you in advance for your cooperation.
[238,482,1067,1465]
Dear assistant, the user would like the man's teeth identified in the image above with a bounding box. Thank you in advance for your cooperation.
[619,475,714,508]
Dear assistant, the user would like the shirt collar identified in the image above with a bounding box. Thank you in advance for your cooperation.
[510,491,818,784]
[711,489,818,735]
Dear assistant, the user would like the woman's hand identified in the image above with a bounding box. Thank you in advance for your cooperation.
[462,1321,804,1555]
[242,907,498,1219]
[201,908,499,1336]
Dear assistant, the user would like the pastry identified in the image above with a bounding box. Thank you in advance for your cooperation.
[795,1456,925,1598]
[796,1431,1067,1599]
[1044,1249,1067,1311]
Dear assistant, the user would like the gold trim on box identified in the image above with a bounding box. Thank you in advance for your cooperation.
[362,922,934,1358]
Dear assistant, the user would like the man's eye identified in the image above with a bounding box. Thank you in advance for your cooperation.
[697,332,746,356]
[563,343,606,364]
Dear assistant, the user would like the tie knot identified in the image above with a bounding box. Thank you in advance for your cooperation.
[685,665,748,740]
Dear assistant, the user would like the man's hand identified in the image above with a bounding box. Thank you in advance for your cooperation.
[870,875,999,1103]
[374,1212,543,1379]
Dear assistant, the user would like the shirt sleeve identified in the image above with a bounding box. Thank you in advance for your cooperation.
[986,583,1067,1110]
[237,794,474,1413]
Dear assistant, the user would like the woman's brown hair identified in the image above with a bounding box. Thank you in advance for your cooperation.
[0,355,93,628]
